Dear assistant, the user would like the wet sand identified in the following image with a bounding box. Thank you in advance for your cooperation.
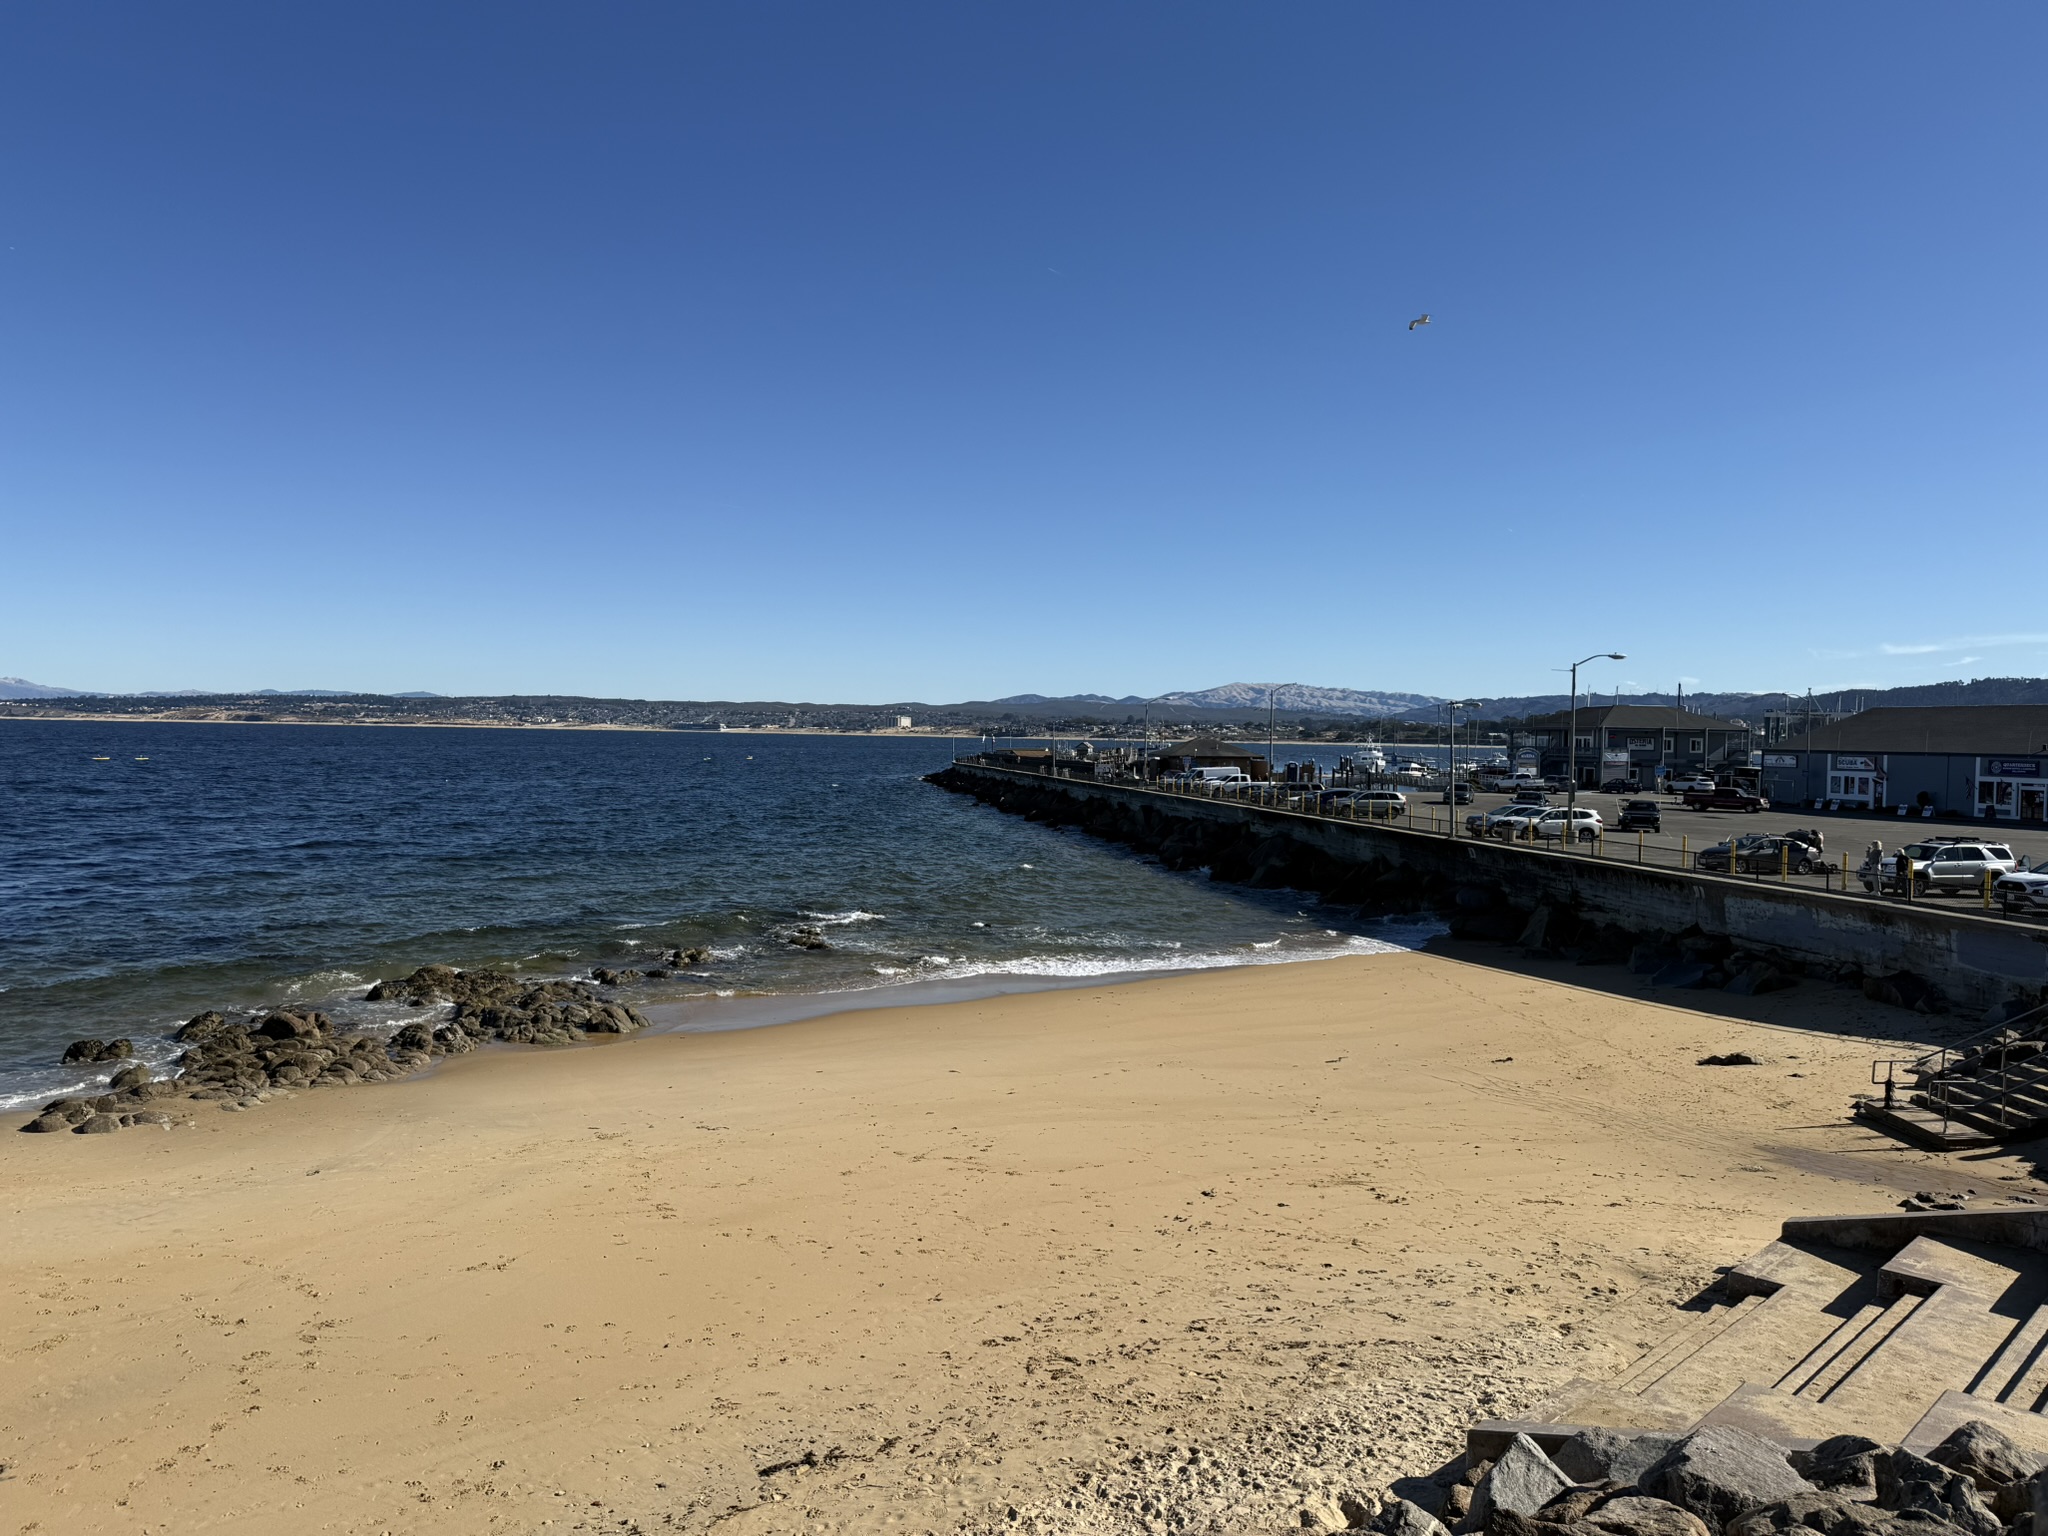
[0,945,2004,1534]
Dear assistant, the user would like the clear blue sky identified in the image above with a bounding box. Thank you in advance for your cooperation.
[3,3,2044,703]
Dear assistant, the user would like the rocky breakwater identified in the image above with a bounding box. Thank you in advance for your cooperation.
[19,964,652,1137]
[1376,1418,2043,1536]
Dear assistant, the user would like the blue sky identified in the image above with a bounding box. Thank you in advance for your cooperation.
[3,3,2044,703]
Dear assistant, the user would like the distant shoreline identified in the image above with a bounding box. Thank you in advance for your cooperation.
[0,713,951,739]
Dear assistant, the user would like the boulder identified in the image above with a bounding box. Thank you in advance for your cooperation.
[108,1064,152,1091]
[1548,1433,1679,1490]
[256,1012,320,1041]
[1297,1493,1349,1531]
[61,1038,133,1064]
[174,1010,234,1043]
[1641,1426,1816,1530]
[1583,1495,1710,1536]
[74,1114,121,1134]
[1879,1451,2001,1536]
[1650,962,1711,990]
[21,1114,70,1133]
[1473,1436,1574,1527]
[1726,1492,1897,1536]
[1927,1420,2046,1493]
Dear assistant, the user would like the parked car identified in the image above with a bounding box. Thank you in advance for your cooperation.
[1351,790,1407,819]
[1468,804,1538,837]
[1530,807,1603,843]
[1865,839,2020,895]
[1993,857,2048,915]
[1696,833,1827,875]
[1599,778,1636,794]
[1616,799,1662,831]
[1670,775,1716,795]
[1439,782,1473,804]
[1680,784,1769,812]
[1509,788,1550,806]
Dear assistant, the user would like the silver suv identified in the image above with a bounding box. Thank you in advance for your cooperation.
[1866,839,2020,895]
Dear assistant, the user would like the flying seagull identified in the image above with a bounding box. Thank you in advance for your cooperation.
[1408,313,1431,331]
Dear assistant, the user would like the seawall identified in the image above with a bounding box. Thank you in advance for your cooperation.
[928,762,2048,1014]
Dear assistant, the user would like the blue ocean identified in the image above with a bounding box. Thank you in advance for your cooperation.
[0,721,1430,1110]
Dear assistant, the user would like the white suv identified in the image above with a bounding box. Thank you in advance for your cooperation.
[1531,807,1604,843]
[1992,856,2048,914]
[1869,840,2020,895]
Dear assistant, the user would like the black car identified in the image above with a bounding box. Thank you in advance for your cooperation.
[1616,799,1662,831]
[1599,778,1636,794]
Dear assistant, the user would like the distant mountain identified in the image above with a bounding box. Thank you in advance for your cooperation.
[0,676,84,698]
[1154,682,1445,718]
[392,691,443,699]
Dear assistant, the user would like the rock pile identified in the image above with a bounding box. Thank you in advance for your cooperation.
[1385,1419,2046,1536]
[21,965,651,1137]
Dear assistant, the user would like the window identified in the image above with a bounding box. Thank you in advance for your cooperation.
[1689,737,1703,752]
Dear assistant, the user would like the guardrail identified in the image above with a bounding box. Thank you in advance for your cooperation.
[1867,1000,2048,1140]
[957,756,2042,923]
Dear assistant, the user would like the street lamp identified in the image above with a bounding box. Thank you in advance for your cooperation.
[1446,699,1479,830]
[1566,653,1627,835]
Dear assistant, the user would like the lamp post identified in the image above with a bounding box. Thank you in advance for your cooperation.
[1447,699,1478,829]
[1566,653,1627,837]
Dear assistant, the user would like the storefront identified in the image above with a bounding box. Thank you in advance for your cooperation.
[1976,758,2048,824]
[1825,754,1883,809]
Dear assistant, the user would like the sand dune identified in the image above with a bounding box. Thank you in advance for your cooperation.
[0,945,2001,1533]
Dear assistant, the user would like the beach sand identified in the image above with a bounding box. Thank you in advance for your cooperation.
[0,944,2005,1535]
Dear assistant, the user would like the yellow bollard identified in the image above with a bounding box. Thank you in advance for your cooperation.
[1780,843,1788,882]
[1682,834,1689,869]
[1986,866,1994,910]
[1637,830,1644,864]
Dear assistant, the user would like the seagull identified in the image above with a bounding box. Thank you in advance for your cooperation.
[1408,313,1431,331]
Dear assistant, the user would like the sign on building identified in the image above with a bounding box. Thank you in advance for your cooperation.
[1625,736,1656,750]
[1834,755,1877,772]
[1762,754,1798,768]
[1986,760,2043,778]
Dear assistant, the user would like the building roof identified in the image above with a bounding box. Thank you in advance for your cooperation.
[1158,736,1266,760]
[1513,705,1747,732]
[1782,705,2048,756]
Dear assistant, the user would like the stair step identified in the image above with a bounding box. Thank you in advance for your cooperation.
[1613,1295,1763,1391]
[1792,1296,1924,1399]
[1905,1390,2048,1457]
[1854,1101,1999,1150]
[1696,1381,1883,1450]
[2000,1315,2048,1412]
[1976,1304,2048,1406]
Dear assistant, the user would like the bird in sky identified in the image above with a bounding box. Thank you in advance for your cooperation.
[1408,313,1431,331]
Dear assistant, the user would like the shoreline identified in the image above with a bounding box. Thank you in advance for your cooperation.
[0,945,2000,1534]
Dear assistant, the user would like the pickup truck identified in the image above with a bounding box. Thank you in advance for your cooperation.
[1680,784,1769,812]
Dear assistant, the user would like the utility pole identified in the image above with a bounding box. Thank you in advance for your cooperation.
[1567,654,1627,839]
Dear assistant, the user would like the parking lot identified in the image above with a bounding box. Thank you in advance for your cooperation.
[1392,785,2048,910]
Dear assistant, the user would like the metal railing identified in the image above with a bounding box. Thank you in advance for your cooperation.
[1867,999,2048,1139]
[958,756,2028,906]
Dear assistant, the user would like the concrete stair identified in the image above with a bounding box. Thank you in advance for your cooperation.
[1472,1210,2048,1459]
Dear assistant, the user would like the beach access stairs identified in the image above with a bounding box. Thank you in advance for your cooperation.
[1471,1208,2048,1461]
[1857,1002,2048,1152]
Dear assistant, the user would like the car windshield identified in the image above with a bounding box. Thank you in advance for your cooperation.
[1901,844,1939,859]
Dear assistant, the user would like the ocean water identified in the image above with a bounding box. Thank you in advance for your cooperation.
[0,722,1433,1110]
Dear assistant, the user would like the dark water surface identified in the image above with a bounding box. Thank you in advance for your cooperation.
[0,722,1429,1109]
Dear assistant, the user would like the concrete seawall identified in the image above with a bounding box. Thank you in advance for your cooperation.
[929,762,2048,1014]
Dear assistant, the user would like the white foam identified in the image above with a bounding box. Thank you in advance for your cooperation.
[799,910,886,926]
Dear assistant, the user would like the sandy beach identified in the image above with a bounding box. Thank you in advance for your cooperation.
[0,945,2006,1535]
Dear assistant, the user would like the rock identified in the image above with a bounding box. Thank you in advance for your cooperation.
[788,928,831,951]
[1298,1493,1349,1530]
[1473,1436,1574,1528]
[1517,907,1554,949]
[21,1114,70,1133]
[1556,1430,1681,1488]
[1651,962,1711,990]
[61,1037,133,1064]
[1927,1420,2047,1493]
[1444,1485,1476,1522]
[256,1012,320,1041]
[1487,1512,1588,1536]
[1377,1496,1449,1536]
[174,1010,235,1042]
[1341,1492,1384,1528]
[1629,942,1677,975]
[1541,1488,1620,1524]
[1697,1052,1761,1067]
[108,1064,152,1091]
[1880,1451,2002,1536]
[1726,1492,1896,1536]
[74,1114,121,1133]
[1641,1425,1816,1530]
[1584,1495,1710,1536]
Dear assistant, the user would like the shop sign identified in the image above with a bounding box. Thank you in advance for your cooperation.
[1625,736,1656,750]
[1601,749,1630,765]
[1763,754,1798,768]
[1834,755,1876,772]
[1987,760,2043,778]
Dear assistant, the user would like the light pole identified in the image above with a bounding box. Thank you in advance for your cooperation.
[1566,653,1626,836]
[1446,699,1478,828]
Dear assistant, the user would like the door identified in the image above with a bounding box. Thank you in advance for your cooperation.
[2024,786,2046,823]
